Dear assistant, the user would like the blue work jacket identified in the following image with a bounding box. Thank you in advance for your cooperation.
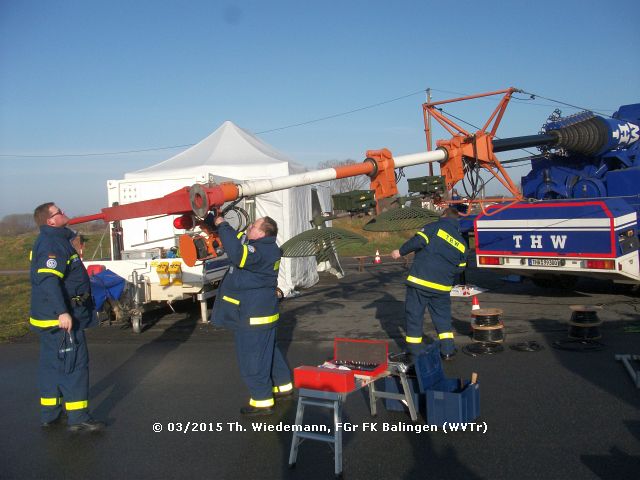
[215,222,281,329]
[29,226,95,331]
[399,217,468,294]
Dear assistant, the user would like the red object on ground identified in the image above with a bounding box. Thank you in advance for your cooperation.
[472,296,481,310]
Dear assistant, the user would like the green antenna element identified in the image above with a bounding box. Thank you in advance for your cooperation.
[281,228,367,262]
[363,206,439,232]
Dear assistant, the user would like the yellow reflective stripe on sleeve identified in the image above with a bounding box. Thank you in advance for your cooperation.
[249,398,275,408]
[65,400,88,410]
[405,336,423,344]
[249,313,279,325]
[236,231,244,239]
[222,296,240,305]
[239,245,248,268]
[37,268,64,278]
[407,275,452,292]
[30,318,60,328]
[437,229,466,253]
[29,251,32,261]
[40,397,60,406]
[416,231,429,243]
[458,262,467,267]
[439,332,454,340]
[273,260,280,271]
[67,254,79,264]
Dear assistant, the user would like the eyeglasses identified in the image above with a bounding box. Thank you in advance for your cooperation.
[49,209,64,219]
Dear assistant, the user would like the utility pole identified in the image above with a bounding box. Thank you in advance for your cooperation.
[426,88,434,176]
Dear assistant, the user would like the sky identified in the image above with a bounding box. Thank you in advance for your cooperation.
[1,0,638,219]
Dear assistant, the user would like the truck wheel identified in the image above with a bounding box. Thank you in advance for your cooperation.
[130,311,143,334]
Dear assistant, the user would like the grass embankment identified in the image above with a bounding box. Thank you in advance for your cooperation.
[331,216,414,257]
[0,275,31,341]
[0,232,110,341]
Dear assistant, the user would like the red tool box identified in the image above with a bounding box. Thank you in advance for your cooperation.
[293,338,389,393]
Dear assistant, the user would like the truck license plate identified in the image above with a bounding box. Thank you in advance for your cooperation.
[529,258,561,267]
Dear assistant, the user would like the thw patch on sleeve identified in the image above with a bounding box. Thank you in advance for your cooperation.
[46,258,58,269]
[248,245,255,253]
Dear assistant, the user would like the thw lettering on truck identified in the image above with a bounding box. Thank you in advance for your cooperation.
[512,235,567,249]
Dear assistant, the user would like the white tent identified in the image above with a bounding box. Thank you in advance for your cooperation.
[119,121,330,296]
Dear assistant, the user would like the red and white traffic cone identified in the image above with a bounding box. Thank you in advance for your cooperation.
[374,250,381,264]
[471,295,481,311]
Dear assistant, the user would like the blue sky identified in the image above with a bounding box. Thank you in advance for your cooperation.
[1,0,638,219]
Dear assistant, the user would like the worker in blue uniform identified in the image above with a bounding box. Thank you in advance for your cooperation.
[29,202,104,432]
[391,207,468,360]
[210,215,292,416]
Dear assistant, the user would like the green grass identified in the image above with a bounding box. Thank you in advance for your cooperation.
[0,232,111,270]
[331,216,415,256]
[0,275,31,341]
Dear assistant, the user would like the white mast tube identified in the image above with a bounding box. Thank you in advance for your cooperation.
[237,149,447,197]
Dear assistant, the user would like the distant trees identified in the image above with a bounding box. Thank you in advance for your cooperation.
[0,214,106,236]
[0,214,35,235]
[317,159,368,195]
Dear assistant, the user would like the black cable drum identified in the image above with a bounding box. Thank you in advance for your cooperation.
[472,327,505,343]
[568,305,602,340]
[471,308,503,326]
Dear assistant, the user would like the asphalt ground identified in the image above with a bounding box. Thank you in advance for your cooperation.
[1,261,639,479]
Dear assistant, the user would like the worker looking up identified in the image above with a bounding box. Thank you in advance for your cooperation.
[29,203,104,432]
[210,215,292,416]
[391,207,468,360]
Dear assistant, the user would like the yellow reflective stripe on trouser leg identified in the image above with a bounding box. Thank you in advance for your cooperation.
[405,336,423,344]
[30,318,60,328]
[66,400,88,410]
[439,332,454,340]
[458,262,467,267]
[273,382,293,393]
[436,229,466,253]
[222,296,240,305]
[249,313,279,326]
[37,268,64,278]
[407,275,452,292]
[249,398,274,408]
[239,245,248,268]
[416,231,429,244]
[41,397,61,406]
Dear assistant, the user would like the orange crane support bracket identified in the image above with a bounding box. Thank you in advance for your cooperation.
[423,87,523,199]
[365,148,398,203]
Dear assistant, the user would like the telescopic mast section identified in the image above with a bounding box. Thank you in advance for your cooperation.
[68,149,446,225]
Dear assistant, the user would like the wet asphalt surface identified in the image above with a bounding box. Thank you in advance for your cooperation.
[1,260,639,479]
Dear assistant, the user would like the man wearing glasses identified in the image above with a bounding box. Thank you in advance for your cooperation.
[29,202,104,432]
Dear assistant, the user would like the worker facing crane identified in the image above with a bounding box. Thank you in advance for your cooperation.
[210,215,292,416]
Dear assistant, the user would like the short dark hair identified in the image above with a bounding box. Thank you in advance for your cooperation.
[34,202,54,226]
[441,207,460,219]
[261,216,278,237]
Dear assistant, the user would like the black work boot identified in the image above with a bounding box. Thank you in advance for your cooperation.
[240,405,274,416]
[41,412,65,429]
[67,419,106,433]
